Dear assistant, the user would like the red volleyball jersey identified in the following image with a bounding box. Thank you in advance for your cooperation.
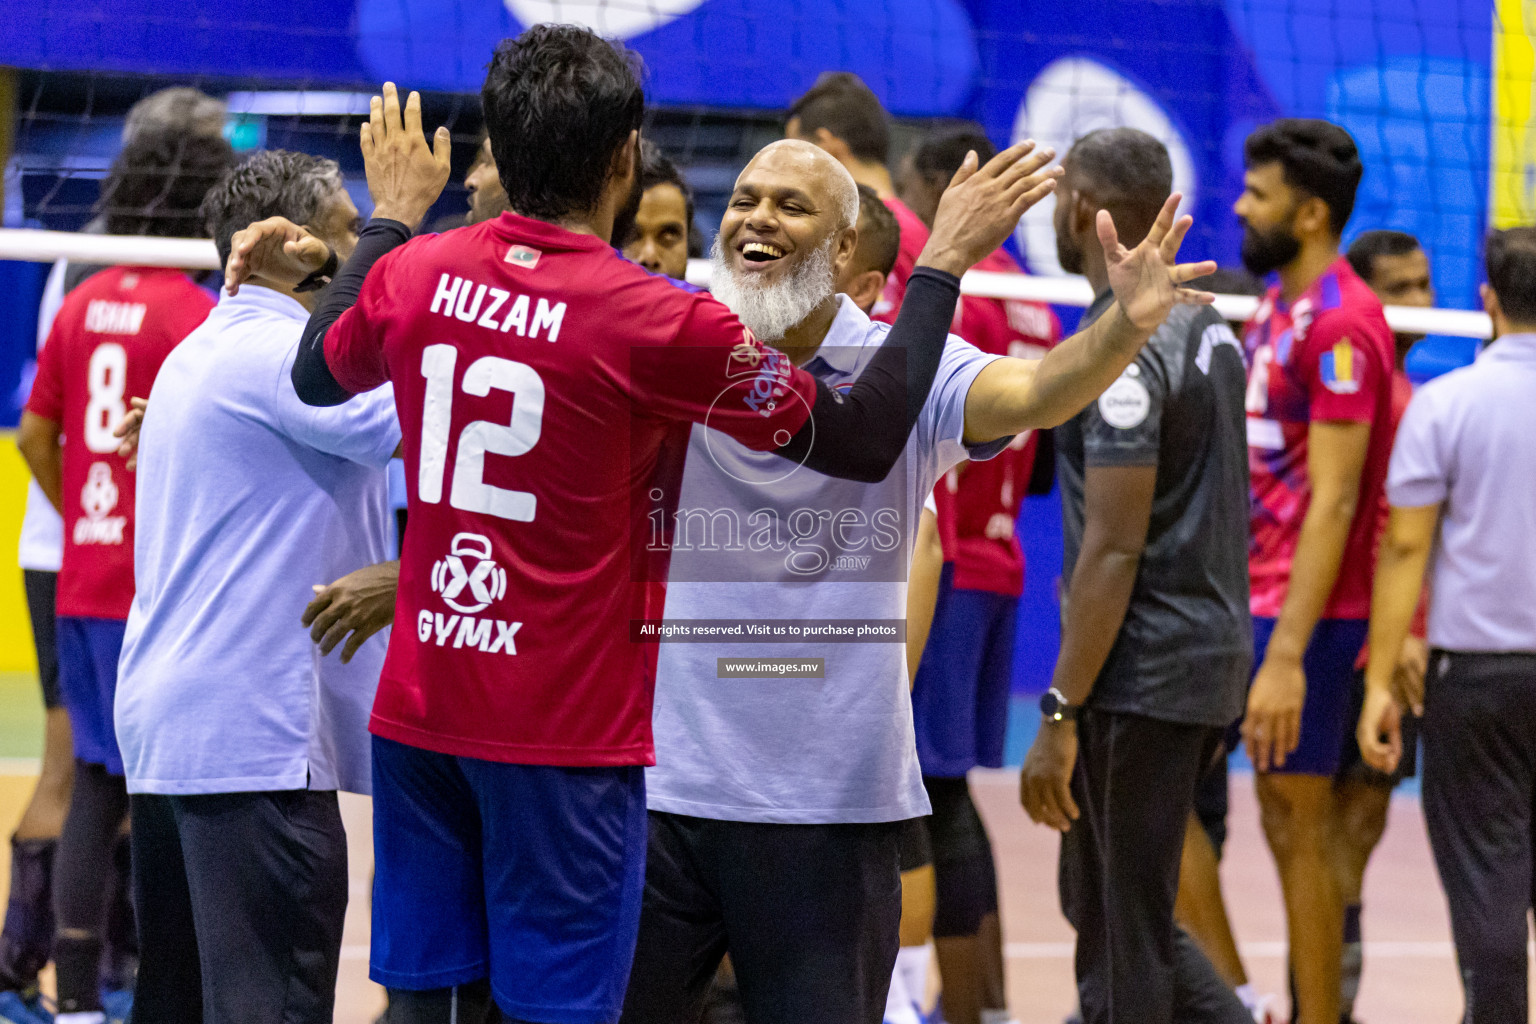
[1243,257,1394,620]
[27,266,212,620]
[323,213,819,766]
[941,247,1060,596]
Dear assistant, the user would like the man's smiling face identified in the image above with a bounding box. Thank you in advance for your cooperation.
[717,140,857,289]
[708,140,859,342]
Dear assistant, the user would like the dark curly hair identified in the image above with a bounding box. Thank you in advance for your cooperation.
[1244,119,1363,236]
[482,25,646,221]
[99,126,236,238]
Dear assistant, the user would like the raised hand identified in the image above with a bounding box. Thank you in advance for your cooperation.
[364,82,452,230]
[224,217,330,296]
[1101,193,1217,330]
[917,140,1062,278]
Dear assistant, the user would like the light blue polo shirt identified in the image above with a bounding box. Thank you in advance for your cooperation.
[646,295,1006,824]
[117,285,400,796]
[1387,331,1536,653]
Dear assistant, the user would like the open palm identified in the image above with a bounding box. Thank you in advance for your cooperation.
[1101,192,1217,330]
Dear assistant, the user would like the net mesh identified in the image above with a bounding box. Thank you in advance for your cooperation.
[0,0,1507,421]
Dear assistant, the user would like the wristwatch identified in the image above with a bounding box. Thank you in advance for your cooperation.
[1040,687,1078,723]
[293,248,340,292]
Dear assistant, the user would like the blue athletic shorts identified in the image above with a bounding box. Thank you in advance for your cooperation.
[1251,616,1368,777]
[369,736,648,1024]
[912,565,1018,777]
[55,616,126,776]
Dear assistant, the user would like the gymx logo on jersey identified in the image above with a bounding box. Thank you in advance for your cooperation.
[431,533,507,614]
[75,462,126,545]
[420,533,523,655]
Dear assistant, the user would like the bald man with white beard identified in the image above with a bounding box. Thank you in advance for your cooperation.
[619,138,1218,1024]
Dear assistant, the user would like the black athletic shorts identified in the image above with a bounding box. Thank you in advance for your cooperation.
[23,570,62,710]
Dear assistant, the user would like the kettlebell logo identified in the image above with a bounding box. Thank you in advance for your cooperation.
[430,533,508,615]
[81,462,119,520]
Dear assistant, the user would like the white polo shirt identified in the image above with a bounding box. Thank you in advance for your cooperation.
[1387,332,1536,652]
[645,295,1005,823]
[117,285,400,795]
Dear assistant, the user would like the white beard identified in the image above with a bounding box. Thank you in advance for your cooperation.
[708,234,836,342]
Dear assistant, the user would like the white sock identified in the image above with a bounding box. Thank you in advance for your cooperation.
[896,944,932,1012]
[884,967,921,1024]
[979,1009,1017,1024]
[56,1014,108,1024]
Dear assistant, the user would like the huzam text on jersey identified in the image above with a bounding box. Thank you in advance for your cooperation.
[429,273,566,342]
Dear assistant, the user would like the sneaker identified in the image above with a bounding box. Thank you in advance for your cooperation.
[98,989,130,1024]
[1250,994,1282,1024]
[0,991,52,1024]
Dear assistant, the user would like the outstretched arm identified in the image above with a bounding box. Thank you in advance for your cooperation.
[777,142,1062,481]
[962,194,1216,442]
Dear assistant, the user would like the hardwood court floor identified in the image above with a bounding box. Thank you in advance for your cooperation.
[0,664,1519,1023]
[0,774,1510,1023]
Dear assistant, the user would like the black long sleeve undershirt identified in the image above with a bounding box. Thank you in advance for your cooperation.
[774,266,960,482]
[291,221,961,484]
[292,218,412,407]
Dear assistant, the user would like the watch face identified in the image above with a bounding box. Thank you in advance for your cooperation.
[1040,691,1061,717]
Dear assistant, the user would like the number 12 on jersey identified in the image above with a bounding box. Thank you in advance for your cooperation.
[418,344,545,522]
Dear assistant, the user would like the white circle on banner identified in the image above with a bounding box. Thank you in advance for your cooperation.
[504,0,706,38]
[1098,376,1151,429]
[1011,57,1198,277]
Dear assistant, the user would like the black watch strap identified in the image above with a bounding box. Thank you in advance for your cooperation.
[1040,687,1078,723]
[293,248,340,293]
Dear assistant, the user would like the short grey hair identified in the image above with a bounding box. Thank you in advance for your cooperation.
[828,159,860,232]
[200,149,344,268]
[125,88,227,144]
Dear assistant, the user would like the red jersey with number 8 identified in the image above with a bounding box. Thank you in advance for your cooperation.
[324,213,818,766]
[27,266,213,621]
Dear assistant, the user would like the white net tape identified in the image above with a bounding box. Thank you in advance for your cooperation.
[0,227,1492,339]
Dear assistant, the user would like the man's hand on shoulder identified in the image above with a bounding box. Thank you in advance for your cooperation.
[225,218,331,297]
